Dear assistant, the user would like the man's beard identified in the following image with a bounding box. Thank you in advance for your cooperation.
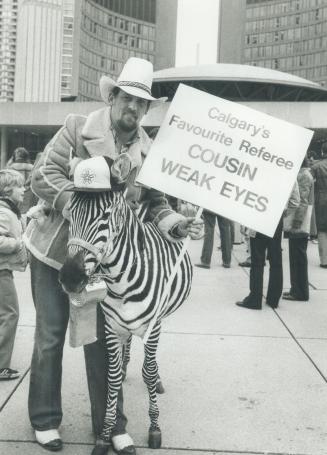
[117,114,138,132]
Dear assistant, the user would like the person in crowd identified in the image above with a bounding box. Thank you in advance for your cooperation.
[310,142,327,268]
[195,210,233,269]
[236,182,300,310]
[24,57,202,454]
[7,147,35,214]
[0,170,27,380]
[238,225,251,267]
[283,157,314,301]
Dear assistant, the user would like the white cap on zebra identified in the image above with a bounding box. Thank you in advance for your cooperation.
[71,154,132,192]
[72,156,112,192]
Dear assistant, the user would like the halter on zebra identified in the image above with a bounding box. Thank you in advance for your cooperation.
[59,155,193,453]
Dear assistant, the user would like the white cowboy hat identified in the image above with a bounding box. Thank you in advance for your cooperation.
[99,57,166,105]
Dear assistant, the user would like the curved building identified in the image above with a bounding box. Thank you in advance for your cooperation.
[78,0,177,101]
[151,63,327,102]
[143,63,327,148]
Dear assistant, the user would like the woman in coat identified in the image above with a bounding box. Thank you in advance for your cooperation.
[283,157,314,301]
[311,142,327,267]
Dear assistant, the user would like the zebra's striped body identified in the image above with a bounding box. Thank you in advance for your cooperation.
[60,190,193,447]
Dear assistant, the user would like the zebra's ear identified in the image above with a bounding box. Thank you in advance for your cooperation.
[110,153,132,189]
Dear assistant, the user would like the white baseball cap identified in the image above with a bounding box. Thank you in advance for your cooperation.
[72,156,111,192]
[71,154,132,192]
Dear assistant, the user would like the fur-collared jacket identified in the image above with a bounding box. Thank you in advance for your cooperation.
[24,107,185,270]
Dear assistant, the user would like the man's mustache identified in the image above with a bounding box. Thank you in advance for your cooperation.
[124,109,137,118]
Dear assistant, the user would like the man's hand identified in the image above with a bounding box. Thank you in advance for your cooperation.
[176,217,203,238]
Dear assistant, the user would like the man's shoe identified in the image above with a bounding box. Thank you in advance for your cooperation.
[222,263,231,268]
[236,301,261,310]
[238,261,251,267]
[194,263,210,269]
[112,434,136,455]
[282,293,307,302]
[266,301,279,309]
[320,264,327,268]
[91,445,109,455]
[0,368,19,380]
[35,429,63,452]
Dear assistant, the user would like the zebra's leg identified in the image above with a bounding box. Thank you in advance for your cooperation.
[122,334,132,381]
[143,323,162,449]
[98,327,123,445]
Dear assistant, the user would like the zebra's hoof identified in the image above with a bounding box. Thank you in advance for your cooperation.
[156,380,165,394]
[91,445,109,455]
[148,429,162,449]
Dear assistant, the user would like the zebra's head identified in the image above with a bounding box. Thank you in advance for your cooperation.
[59,154,131,294]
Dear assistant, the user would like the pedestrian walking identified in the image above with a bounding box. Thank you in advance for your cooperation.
[236,182,300,310]
[0,169,28,380]
[283,157,314,302]
[310,142,327,267]
[24,57,202,454]
[195,210,233,269]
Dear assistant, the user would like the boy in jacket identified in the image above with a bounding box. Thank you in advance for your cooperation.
[0,169,27,380]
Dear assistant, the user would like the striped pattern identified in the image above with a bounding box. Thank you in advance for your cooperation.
[67,190,193,444]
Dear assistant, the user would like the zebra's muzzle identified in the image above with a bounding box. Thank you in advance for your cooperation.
[59,250,89,293]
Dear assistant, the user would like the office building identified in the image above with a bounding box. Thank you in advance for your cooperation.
[218,0,327,86]
[0,0,20,102]
[14,0,78,102]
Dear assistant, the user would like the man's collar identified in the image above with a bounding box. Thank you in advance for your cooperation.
[109,123,140,146]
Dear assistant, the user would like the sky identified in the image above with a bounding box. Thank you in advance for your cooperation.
[175,0,220,67]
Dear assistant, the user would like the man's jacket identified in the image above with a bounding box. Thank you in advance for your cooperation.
[24,107,185,270]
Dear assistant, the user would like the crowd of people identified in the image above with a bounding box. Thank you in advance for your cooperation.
[0,56,326,455]
[194,149,326,311]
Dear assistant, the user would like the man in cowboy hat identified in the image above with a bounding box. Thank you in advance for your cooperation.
[24,57,202,455]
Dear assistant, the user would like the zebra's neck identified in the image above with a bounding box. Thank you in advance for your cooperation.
[101,193,145,282]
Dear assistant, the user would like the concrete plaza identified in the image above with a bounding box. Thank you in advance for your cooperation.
[0,236,326,455]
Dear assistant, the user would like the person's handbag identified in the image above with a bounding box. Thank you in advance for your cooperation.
[69,278,107,347]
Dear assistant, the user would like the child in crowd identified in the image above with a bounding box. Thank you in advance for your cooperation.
[0,169,28,380]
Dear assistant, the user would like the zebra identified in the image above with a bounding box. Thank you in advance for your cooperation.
[59,157,193,454]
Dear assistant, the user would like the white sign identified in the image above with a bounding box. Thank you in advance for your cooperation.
[137,84,314,236]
